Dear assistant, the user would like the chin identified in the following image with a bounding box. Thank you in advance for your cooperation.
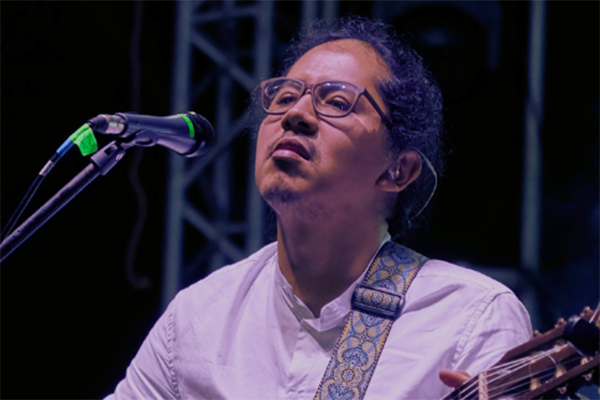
[261,186,299,207]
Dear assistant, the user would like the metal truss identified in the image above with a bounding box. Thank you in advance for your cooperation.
[163,0,274,309]
[162,0,341,309]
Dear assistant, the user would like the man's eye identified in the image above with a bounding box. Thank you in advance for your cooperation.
[326,97,351,111]
[274,92,298,105]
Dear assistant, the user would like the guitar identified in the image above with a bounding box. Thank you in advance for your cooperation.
[442,305,600,399]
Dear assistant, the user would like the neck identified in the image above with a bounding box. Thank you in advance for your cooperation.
[276,212,388,317]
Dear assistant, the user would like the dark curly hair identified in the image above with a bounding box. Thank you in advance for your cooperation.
[251,16,444,241]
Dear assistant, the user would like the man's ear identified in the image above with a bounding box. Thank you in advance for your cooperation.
[377,150,422,193]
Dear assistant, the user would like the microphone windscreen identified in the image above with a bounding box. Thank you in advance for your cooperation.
[184,112,215,158]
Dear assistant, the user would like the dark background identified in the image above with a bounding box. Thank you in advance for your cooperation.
[2,1,598,398]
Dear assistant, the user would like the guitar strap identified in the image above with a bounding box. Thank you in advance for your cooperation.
[313,241,428,400]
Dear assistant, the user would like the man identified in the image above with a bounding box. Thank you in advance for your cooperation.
[107,16,531,399]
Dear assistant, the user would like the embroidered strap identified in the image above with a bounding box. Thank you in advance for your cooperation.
[314,241,428,400]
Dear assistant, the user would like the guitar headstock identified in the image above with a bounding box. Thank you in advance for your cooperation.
[443,305,599,400]
[497,306,599,365]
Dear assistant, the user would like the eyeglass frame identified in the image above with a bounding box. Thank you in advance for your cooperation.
[259,77,391,127]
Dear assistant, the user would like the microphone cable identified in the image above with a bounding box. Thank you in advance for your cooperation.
[1,124,98,239]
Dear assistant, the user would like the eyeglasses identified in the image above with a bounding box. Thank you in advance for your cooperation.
[260,77,390,125]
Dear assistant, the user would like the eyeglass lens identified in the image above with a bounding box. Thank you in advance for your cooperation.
[263,79,359,117]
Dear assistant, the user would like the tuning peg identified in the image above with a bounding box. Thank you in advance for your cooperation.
[533,329,542,337]
[555,317,566,328]
[555,363,567,378]
[581,356,590,365]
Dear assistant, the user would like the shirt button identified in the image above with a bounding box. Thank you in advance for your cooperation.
[287,393,298,400]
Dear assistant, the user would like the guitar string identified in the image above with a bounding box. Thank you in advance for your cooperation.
[448,361,531,399]
[456,368,530,399]
[456,345,570,399]
[449,357,536,399]
[488,354,586,400]
[454,356,540,396]
[487,368,558,400]
[473,368,554,400]
[442,342,574,399]
[442,306,600,400]
[487,348,583,400]
[476,348,578,400]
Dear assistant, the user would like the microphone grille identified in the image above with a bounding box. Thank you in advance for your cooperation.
[185,112,215,157]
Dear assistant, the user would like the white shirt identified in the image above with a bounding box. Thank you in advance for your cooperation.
[106,241,532,400]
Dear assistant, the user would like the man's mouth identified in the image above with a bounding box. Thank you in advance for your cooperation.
[272,139,312,161]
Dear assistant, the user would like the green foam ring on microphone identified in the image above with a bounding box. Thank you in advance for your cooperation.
[69,124,98,156]
[179,113,195,138]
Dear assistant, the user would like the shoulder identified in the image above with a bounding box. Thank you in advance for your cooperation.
[405,257,531,338]
[417,258,512,293]
[407,260,531,373]
[390,242,512,296]
[378,254,531,397]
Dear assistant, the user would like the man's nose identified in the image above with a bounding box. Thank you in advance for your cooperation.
[280,94,318,136]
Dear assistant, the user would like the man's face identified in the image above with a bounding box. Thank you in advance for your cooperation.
[255,39,393,220]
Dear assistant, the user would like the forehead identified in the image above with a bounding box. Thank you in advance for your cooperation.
[286,39,390,91]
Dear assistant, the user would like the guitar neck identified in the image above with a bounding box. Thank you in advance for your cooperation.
[442,306,600,400]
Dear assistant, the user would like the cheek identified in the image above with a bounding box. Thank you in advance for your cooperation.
[358,120,390,159]
[319,138,386,185]
[254,118,281,184]
[330,121,389,170]
[255,121,271,162]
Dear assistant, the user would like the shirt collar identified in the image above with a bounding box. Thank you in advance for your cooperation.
[273,232,391,332]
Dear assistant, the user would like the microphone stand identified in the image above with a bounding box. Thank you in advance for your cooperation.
[0,140,130,263]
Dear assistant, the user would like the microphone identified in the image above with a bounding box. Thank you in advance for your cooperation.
[87,112,215,158]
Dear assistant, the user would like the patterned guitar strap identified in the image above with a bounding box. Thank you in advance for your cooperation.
[314,241,428,400]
